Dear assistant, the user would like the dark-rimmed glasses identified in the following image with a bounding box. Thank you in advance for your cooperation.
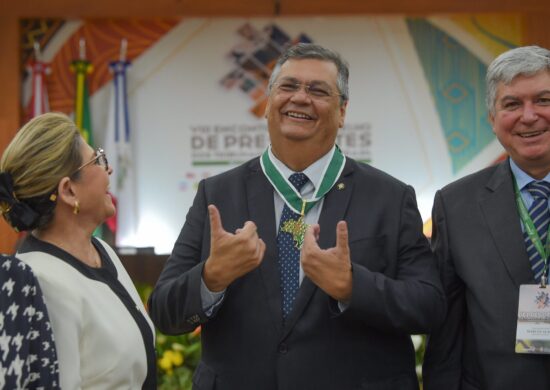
[273,80,342,100]
[72,148,109,176]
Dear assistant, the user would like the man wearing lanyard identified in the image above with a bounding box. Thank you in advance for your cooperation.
[423,46,550,389]
[149,43,445,390]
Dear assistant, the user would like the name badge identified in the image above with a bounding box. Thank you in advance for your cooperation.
[516,284,550,354]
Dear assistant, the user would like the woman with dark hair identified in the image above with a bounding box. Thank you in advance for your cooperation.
[0,113,156,389]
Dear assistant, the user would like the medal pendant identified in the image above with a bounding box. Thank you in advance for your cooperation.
[282,215,307,249]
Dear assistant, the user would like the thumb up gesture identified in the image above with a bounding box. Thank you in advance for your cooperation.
[203,205,266,292]
[300,221,352,302]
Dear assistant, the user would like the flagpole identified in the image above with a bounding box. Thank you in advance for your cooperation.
[26,41,51,120]
[120,38,127,62]
[33,41,41,61]
[79,37,86,60]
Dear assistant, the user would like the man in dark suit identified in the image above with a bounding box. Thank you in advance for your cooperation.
[149,43,445,390]
[423,46,550,389]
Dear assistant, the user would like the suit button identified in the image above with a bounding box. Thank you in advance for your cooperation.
[278,343,288,354]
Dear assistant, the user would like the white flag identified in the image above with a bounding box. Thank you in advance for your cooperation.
[104,59,136,247]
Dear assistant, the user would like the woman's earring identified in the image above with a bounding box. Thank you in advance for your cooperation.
[73,200,80,215]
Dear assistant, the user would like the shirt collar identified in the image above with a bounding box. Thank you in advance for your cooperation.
[268,145,336,192]
[509,158,550,190]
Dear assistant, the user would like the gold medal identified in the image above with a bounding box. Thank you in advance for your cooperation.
[260,146,346,250]
[281,201,308,249]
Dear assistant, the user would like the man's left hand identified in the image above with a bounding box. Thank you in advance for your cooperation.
[301,221,352,302]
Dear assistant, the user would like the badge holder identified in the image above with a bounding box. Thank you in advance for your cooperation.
[516,266,550,354]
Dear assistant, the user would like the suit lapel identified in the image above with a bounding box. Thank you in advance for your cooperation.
[282,159,355,337]
[317,160,355,250]
[245,159,283,331]
[480,160,535,287]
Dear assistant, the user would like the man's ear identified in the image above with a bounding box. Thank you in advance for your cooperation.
[489,112,496,133]
[338,100,348,128]
[57,177,77,207]
[264,97,271,119]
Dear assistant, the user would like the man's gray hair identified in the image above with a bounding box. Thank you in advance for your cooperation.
[486,45,550,115]
[267,43,349,106]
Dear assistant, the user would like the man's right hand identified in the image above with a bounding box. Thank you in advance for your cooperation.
[202,204,266,292]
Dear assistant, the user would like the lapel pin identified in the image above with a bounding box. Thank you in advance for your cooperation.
[337,183,345,190]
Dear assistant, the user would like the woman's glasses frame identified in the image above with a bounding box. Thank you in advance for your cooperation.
[71,148,109,177]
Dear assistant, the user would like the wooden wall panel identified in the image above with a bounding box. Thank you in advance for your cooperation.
[524,13,550,49]
[0,16,20,253]
[280,0,550,14]
[11,0,274,17]
[10,0,550,17]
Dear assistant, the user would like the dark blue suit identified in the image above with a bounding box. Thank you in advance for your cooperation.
[423,160,550,389]
[149,156,444,390]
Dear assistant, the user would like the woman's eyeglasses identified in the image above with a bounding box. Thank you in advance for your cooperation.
[72,148,109,176]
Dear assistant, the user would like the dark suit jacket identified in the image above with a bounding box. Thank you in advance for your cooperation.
[149,156,445,390]
[423,159,550,390]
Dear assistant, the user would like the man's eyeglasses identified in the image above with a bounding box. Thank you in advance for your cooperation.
[72,148,109,176]
[273,80,341,100]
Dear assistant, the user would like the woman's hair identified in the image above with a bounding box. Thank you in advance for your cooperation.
[0,113,83,231]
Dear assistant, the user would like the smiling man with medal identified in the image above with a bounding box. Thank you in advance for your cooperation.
[149,43,445,390]
[424,46,550,390]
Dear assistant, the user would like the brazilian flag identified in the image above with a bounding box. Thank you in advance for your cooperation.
[70,59,94,146]
[71,58,105,239]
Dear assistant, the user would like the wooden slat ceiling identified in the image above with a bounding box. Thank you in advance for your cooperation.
[6,0,550,17]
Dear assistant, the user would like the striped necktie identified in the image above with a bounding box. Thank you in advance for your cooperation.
[277,172,309,319]
[524,181,550,282]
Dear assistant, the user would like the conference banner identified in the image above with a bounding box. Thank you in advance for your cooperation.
[20,16,521,253]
